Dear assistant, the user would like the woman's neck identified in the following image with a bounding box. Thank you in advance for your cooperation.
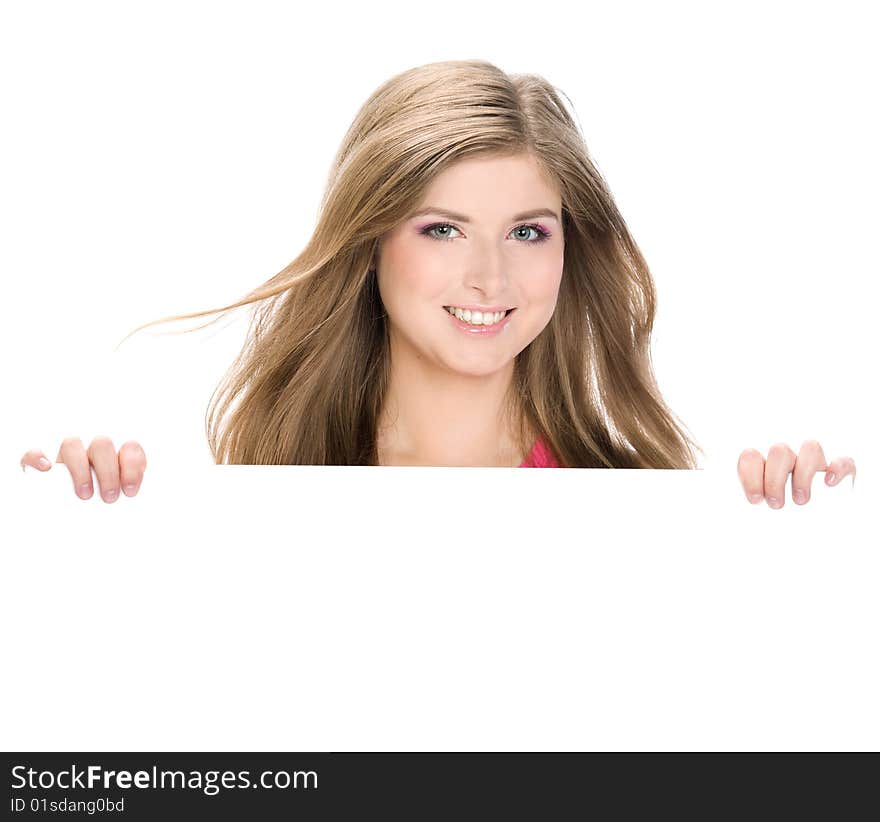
[375,354,530,467]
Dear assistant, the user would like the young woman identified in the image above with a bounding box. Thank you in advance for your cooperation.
[19,60,856,506]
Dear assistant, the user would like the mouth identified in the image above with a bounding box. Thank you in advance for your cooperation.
[443,307,516,318]
[442,306,516,333]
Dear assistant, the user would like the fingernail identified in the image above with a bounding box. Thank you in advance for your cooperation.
[78,483,91,499]
[749,493,763,503]
[793,489,806,503]
[38,457,50,469]
[104,489,118,502]
[124,484,137,495]
[826,473,836,484]
[767,496,780,508]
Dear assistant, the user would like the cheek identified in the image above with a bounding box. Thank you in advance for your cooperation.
[514,255,564,333]
[378,245,448,308]
[521,252,564,302]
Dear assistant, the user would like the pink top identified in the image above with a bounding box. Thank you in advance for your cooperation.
[519,437,561,468]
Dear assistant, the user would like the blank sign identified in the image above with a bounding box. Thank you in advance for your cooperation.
[5,461,872,751]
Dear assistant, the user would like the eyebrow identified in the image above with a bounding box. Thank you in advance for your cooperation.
[408,206,561,224]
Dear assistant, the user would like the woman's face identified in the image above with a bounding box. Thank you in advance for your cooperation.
[375,152,565,377]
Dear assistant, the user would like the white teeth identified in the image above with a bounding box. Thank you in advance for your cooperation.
[445,307,507,326]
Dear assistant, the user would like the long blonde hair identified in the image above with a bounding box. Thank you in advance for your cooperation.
[117,59,704,469]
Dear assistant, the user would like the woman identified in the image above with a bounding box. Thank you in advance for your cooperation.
[19,60,856,504]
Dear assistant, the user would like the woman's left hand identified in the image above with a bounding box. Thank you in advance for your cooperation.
[737,440,856,508]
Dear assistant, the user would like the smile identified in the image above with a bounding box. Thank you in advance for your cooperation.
[443,306,516,336]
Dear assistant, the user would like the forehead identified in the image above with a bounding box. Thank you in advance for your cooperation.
[419,153,561,208]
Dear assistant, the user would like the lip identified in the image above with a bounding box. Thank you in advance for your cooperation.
[444,306,516,336]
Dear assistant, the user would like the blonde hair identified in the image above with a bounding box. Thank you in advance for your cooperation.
[117,59,704,469]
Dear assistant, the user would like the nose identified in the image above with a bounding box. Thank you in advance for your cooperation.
[463,240,510,297]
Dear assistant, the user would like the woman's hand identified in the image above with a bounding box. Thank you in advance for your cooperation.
[737,440,856,508]
[20,436,147,503]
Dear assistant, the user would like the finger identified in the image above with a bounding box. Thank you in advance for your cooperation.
[824,455,857,489]
[737,448,766,504]
[791,439,828,505]
[764,442,797,509]
[56,437,94,499]
[119,441,147,497]
[87,436,121,504]
[20,450,53,472]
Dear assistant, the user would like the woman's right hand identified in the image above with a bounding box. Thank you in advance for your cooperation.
[20,436,147,502]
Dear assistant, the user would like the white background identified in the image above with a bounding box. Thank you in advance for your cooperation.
[1,0,875,751]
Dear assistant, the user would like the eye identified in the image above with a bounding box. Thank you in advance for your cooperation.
[423,223,462,242]
[421,223,551,244]
[511,225,549,242]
